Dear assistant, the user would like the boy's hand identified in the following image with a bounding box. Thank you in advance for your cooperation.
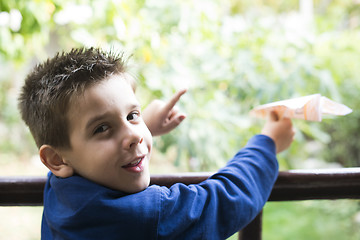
[261,111,295,153]
[142,89,187,136]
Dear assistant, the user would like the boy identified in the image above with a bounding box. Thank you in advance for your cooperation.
[18,47,294,239]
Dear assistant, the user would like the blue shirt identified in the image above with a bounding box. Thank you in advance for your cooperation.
[42,135,278,239]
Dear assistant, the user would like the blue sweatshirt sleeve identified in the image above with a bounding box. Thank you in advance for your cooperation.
[157,135,278,239]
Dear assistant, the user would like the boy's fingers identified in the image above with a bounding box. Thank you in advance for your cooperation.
[163,89,187,114]
[163,114,186,132]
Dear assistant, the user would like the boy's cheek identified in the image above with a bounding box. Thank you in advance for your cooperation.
[142,124,153,143]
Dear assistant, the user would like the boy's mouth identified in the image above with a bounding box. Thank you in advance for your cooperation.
[123,158,143,168]
[122,155,146,172]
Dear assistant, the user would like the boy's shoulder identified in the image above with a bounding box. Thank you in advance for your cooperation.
[43,173,161,239]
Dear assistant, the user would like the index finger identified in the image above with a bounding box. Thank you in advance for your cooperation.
[163,89,187,113]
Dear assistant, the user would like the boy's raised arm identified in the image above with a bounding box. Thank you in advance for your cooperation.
[142,89,187,136]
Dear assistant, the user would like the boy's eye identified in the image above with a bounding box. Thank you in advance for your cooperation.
[127,111,140,121]
[94,124,109,135]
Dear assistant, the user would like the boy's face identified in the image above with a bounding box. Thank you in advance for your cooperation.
[59,74,152,193]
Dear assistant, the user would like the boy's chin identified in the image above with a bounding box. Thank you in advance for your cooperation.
[132,185,150,193]
[119,178,151,194]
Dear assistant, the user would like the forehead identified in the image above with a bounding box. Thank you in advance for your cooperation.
[70,73,136,107]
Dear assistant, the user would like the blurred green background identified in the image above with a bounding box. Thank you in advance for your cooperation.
[0,0,359,239]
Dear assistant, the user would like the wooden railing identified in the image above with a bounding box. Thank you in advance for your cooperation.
[1,168,360,239]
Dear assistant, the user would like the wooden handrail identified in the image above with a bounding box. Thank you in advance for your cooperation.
[1,168,360,206]
[1,169,360,240]
[270,168,360,201]
[0,176,46,206]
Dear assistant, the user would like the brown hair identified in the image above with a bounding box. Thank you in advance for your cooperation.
[18,47,133,149]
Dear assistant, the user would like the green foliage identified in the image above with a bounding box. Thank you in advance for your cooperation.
[1,1,360,239]
[1,0,360,169]
[263,200,360,240]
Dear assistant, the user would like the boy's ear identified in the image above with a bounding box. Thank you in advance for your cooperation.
[39,145,74,178]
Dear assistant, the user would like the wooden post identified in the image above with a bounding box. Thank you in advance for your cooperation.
[238,211,262,240]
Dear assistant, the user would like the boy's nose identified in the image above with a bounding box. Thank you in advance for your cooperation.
[122,127,143,150]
